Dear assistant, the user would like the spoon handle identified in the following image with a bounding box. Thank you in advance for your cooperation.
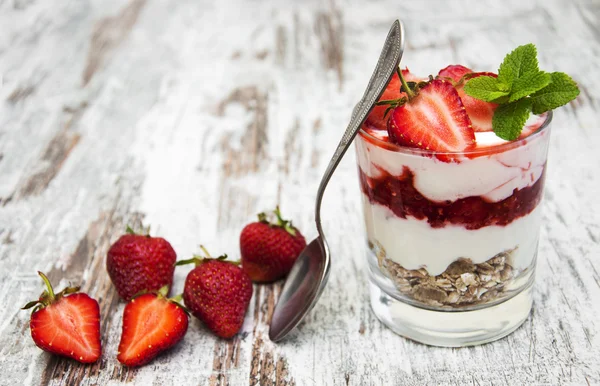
[314,20,405,235]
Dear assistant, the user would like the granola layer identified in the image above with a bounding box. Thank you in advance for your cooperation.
[375,244,516,307]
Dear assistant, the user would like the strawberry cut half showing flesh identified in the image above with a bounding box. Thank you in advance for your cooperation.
[117,293,188,367]
[30,293,102,363]
[387,79,475,153]
[365,68,423,131]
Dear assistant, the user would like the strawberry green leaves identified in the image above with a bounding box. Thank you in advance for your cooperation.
[464,44,579,140]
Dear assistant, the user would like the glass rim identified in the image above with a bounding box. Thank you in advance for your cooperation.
[357,110,553,156]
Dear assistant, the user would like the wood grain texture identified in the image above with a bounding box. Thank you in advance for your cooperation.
[0,0,599,385]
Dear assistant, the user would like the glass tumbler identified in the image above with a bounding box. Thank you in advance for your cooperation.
[355,112,552,347]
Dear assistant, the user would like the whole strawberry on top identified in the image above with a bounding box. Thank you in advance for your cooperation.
[177,247,252,339]
[117,286,188,367]
[240,207,306,282]
[107,225,176,301]
[22,272,102,363]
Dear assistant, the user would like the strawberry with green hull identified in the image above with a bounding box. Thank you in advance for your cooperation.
[22,272,102,363]
[117,286,188,367]
[107,225,176,301]
[240,207,306,282]
[178,247,253,339]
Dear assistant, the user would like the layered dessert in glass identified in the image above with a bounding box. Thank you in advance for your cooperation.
[355,63,559,346]
[358,113,550,308]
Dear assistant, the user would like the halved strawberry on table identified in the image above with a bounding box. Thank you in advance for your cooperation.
[117,286,188,367]
[22,272,102,363]
[387,77,475,157]
[364,68,423,131]
[438,65,498,132]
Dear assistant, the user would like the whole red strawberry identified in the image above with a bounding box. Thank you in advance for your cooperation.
[107,226,176,301]
[22,272,102,363]
[239,207,306,282]
[178,247,253,339]
[117,286,188,367]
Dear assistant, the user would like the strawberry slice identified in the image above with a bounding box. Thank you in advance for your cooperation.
[23,272,101,363]
[438,64,473,83]
[365,68,422,131]
[117,288,188,367]
[387,79,475,153]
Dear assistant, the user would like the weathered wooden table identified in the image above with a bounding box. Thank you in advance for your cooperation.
[1,0,599,384]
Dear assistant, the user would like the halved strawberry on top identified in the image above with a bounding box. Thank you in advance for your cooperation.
[438,65,498,132]
[387,78,475,157]
[365,68,423,131]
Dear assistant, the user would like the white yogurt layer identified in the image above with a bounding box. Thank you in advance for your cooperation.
[363,199,542,276]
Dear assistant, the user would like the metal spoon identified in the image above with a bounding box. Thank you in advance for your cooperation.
[269,20,405,342]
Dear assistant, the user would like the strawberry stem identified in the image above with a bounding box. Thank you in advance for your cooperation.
[175,257,202,266]
[158,285,169,297]
[273,206,284,224]
[199,245,211,258]
[175,246,232,267]
[271,206,297,237]
[38,271,55,302]
[397,67,415,100]
[170,293,183,303]
[126,224,151,236]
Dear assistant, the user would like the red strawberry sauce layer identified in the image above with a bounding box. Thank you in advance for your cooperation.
[359,166,545,230]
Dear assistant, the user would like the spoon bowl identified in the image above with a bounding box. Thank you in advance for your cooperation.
[268,237,329,341]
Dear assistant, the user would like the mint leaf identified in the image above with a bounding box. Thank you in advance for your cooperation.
[463,43,579,140]
[492,99,532,140]
[490,95,510,104]
[463,76,509,102]
[508,71,551,102]
[497,43,539,88]
[530,72,580,114]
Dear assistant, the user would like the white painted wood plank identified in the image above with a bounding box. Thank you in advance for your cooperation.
[0,0,598,384]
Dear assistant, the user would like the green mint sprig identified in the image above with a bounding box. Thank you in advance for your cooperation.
[463,43,580,140]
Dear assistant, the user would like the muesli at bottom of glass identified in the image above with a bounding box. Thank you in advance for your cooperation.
[355,113,552,347]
